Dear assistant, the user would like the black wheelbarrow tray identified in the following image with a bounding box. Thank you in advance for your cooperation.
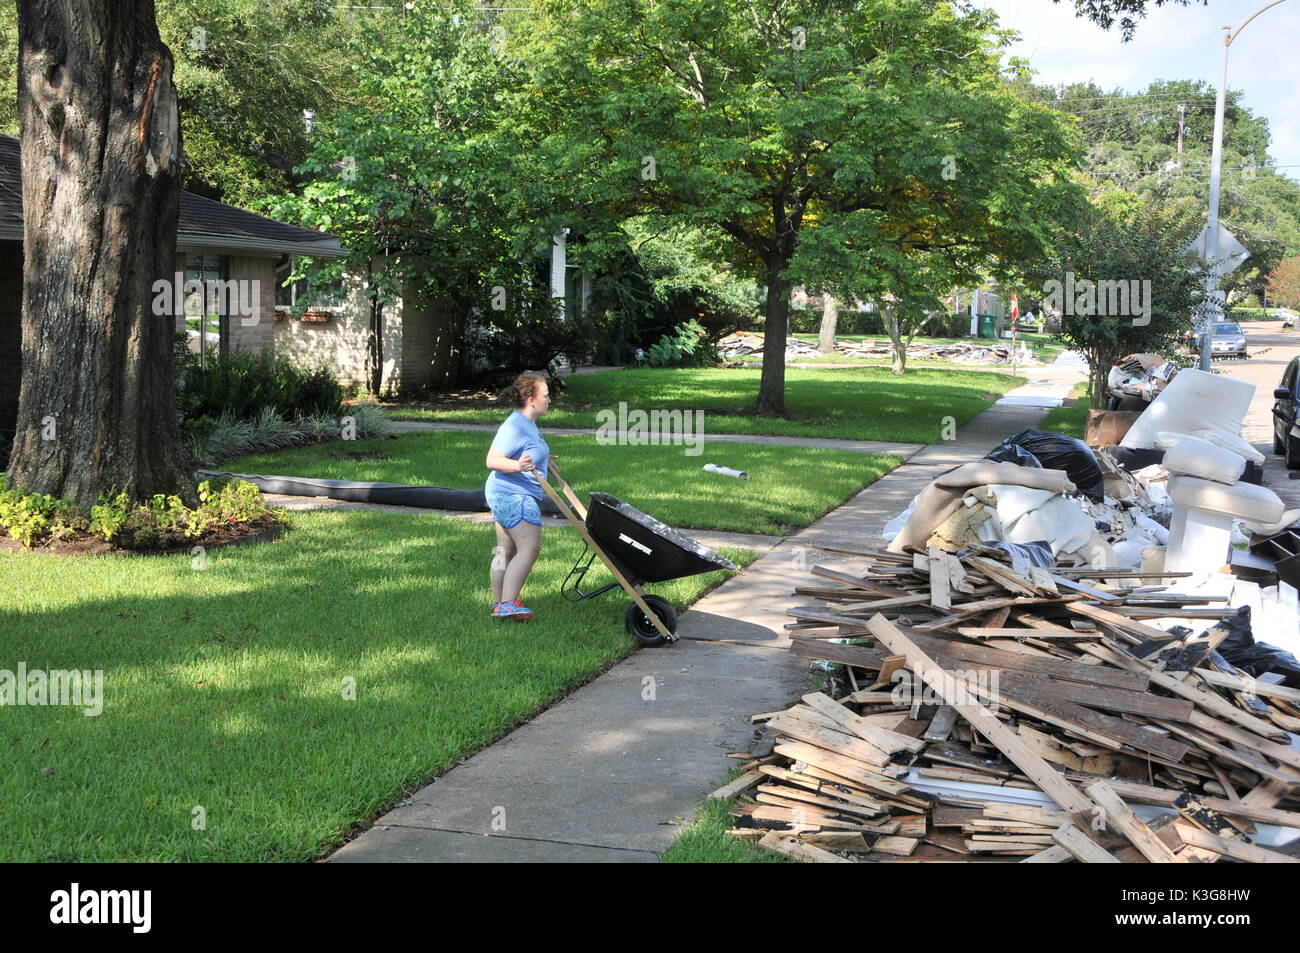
[536,473,735,646]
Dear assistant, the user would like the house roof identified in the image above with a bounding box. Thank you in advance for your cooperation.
[0,133,346,258]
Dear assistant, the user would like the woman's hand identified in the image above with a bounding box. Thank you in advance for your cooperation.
[517,453,535,473]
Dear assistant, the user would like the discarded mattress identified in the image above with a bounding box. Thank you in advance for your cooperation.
[196,470,562,515]
[1121,369,1254,451]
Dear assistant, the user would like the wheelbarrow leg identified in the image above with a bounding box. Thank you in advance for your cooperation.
[536,473,678,644]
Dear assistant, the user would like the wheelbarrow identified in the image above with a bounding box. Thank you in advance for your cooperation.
[536,472,736,646]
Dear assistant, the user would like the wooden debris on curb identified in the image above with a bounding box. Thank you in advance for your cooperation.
[728,548,1300,863]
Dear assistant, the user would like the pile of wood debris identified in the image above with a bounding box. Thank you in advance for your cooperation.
[718,545,1300,863]
[716,334,1041,366]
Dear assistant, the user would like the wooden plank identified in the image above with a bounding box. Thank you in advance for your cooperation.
[757,831,854,863]
[956,627,1097,639]
[1085,780,1184,863]
[1052,823,1120,863]
[809,565,903,597]
[801,692,925,754]
[1174,824,1300,864]
[924,705,958,743]
[866,614,1096,820]
[708,769,763,800]
[927,547,952,611]
[1021,845,1074,863]
[905,629,1149,690]
[1077,641,1290,741]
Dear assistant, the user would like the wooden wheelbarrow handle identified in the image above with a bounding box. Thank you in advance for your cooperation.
[535,472,676,643]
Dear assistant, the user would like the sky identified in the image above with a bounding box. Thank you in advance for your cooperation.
[979,0,1300,178]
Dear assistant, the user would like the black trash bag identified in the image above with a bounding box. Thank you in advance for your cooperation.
[983,443,1043,468]
[985,428,1106,501]
[1213,608,1300,689]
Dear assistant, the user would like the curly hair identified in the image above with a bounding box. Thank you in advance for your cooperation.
[501,372,547,409]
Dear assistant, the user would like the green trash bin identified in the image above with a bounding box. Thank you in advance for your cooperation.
[977,313,998,339]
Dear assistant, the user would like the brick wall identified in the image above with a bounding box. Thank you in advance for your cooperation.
[274,266,405,393]
[226,255,276,354]
[0,240,22,438]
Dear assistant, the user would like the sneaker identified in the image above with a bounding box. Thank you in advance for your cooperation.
[489,601,503,617]
[493,600,534,621]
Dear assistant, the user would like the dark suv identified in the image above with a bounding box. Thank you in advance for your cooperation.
[1273,356,1300,467]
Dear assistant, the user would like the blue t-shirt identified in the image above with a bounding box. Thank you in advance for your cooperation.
[486,410,550,499]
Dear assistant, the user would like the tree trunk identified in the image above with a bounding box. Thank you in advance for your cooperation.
[8,0,192,509]
[882,303,907,376]
[816,294,838,354]
[756,254,791,415]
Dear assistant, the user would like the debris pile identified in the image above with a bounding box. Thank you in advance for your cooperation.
[722,549,1300,863]
[717,333,1041,366]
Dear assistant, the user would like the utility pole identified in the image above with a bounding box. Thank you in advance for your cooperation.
[1200,0,1289,372]
[1176,103,1186,163]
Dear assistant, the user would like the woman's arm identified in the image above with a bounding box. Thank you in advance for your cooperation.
[486,448,534,473]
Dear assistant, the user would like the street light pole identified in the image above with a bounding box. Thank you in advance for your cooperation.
[1200,0,1289,371]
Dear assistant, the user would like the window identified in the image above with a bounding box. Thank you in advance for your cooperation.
[185,254,228,367]
[276,257,346,310]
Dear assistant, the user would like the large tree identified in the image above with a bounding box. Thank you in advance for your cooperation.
[8,0,192,508]
[511,0,1080,413]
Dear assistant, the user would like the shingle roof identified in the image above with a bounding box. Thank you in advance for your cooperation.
[0,132,343,255]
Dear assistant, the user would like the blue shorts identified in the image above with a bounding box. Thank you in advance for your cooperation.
[485,484,542,529]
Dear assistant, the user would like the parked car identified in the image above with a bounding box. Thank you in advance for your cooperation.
[1273,356,1300,467]
[1188,322,1248,359]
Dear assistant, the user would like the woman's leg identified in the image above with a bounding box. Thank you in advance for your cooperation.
[491,521,516,604]
[500,520,542,603]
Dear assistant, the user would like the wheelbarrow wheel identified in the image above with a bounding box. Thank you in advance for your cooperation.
[625,595,677,647]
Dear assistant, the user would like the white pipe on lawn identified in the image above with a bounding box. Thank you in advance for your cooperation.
[704,463,749,480]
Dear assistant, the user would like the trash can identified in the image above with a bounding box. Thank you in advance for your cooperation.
[977,314,999,339]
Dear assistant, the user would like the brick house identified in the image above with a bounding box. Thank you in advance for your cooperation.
[0,131,479,441]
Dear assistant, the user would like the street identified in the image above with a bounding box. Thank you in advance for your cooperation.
[1214,320,1300,510]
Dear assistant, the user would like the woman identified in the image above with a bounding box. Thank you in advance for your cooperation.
[484,372,558,620]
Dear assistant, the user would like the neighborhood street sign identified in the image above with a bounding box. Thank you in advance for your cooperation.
[1188,222,1250,279]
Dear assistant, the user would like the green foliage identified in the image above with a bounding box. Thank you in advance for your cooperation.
[0,474,84,547]
[640,319,716,368]
[88,479,274,549]
[1016,78,1300,303]
[193,405,392,465]
[510,0,1083,401]
[177,346,343,421]
[1022,190,1209,407]
[1,472,275,550]
[1267,257,1300,310]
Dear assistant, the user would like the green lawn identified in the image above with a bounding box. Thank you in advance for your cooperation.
[660,791,790,863]
[223,431,899,536]
[0,508,752,861]
[384,366,1024,443]
[1038,382,1090,438]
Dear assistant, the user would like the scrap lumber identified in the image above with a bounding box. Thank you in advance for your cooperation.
[734,546,1300,864]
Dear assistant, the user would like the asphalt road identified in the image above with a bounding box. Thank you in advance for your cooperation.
[1211,319,1300,510]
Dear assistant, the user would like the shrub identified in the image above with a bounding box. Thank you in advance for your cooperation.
[0,474,277,550]
[0,474,87,547]
[177,347,343,421]
[191,404,394,465]
[640,319,716,368]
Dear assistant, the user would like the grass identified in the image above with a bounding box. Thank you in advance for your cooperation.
[0,507,753,862]
[660,790,790,863]
[385,366,1024,443]
[224,431,900,536]
[1037,381,1091,438]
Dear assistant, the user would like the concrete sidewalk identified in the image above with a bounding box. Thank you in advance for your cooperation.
[328,362,1085,863]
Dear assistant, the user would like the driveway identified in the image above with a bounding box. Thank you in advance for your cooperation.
[1212,319,1300,510]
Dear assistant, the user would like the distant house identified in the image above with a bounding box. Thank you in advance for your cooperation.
[1,131,543,439]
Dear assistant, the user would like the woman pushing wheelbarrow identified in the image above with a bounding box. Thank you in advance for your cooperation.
[484,371,735,641]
